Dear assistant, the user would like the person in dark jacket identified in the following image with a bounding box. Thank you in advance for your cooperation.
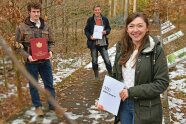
[14,2,55,116]
[84,5,112,80]
[98,12,169,124]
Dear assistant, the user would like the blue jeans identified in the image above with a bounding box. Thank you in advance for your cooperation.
[90,46,112,71]
[119,99,134,124]
[25,60,55,109]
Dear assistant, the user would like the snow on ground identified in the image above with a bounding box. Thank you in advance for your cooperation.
[1,45,185,124]
[0,55,88,100]
[53,55,88,84]
[168,61,186,124]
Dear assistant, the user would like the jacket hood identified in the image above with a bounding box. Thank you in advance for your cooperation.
[142,36,160,53]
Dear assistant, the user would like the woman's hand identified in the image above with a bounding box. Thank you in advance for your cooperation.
[95,100,105,111]
[119,89,129,101]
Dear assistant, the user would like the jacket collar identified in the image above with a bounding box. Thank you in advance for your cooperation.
[91,14,103,19]
[142,36,156,53]
[25,17,45,29]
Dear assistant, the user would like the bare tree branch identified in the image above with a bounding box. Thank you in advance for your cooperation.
[0,35,77,124]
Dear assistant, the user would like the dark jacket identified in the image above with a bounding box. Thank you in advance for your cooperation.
[113,36,169,124]
[84,14,111,49]
[15,17,54,62]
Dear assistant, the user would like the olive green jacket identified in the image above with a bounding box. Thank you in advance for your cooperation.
[113,36,169,124]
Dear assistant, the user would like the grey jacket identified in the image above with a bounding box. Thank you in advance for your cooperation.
[113,36,169,124]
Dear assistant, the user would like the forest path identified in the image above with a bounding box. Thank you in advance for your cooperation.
[8,68,114,124]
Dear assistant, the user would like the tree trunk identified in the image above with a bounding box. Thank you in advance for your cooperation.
[121,0,124,16]
[124,0,129,21]
[133,0,137,12]
[2,55,8,89]
[113,0,117,17]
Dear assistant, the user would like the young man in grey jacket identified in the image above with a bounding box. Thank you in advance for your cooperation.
[14,1,55,116]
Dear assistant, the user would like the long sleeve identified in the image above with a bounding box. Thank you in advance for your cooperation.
[128,45,169,99]
[47,26,55,52]
[84,18,92,40]
[14,25,30,60]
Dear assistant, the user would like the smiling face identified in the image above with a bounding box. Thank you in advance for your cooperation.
[29,8,40,22]
[127,17,149,47]
[93,7,101,17]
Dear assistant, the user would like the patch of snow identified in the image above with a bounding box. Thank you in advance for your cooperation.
[76,103,80,106]
[42,118,52,124]
[169,79,186,93]
[11,119,25,124]
[64,112,83,120]
[28,115,37,123]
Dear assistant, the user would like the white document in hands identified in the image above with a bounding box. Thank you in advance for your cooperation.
[93,25,104,39]
[98,75,126,115]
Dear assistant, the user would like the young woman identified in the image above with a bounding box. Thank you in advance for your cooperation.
[97,12,169,124]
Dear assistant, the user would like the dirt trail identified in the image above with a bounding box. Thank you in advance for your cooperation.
[7,68,114,124]
[57,68,114,123]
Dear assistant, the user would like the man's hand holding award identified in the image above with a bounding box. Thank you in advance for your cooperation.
[30,38,49,60]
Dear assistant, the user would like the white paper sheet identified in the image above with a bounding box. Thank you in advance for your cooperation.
[98,75,126,115]
[93,25,104,39]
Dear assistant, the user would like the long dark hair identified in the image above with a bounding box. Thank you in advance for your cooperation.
[119,12,149,66]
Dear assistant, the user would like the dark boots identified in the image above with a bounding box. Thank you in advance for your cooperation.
[93,69,99,80]
[93,69,112,80]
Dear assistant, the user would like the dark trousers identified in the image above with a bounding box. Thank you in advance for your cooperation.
[90,46,112,71]
[25,60,55,109]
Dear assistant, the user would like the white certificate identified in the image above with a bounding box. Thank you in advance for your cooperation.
[98,75,126,115]
[93,25,104,39]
